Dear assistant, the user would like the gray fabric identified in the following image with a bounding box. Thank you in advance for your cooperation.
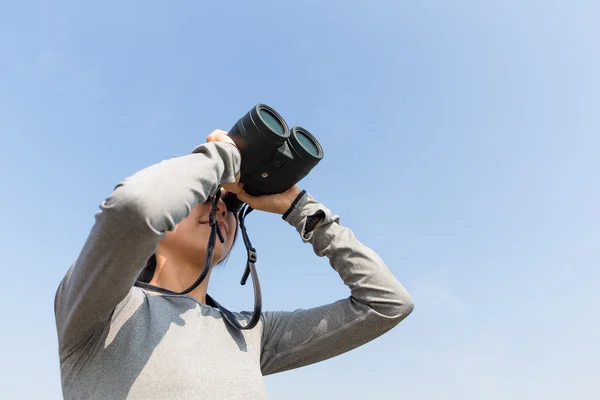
[54,142,414,399]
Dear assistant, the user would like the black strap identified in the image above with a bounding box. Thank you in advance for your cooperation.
[304,210,325,233]
[134,188,262,330]
[207,203,262,329]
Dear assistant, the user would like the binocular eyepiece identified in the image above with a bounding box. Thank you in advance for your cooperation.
[222,104,324,213]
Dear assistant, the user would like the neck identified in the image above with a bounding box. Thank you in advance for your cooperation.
[149,253,212,304]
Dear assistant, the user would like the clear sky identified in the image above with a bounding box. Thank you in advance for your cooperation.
[1,1,598,399]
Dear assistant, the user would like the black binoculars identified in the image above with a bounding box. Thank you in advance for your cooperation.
[222,104,324,212]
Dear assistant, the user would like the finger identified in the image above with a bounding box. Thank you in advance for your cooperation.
[236,189,260,209]
[236,189,251,202]
[226,183,244,194]
[206,129,228,142]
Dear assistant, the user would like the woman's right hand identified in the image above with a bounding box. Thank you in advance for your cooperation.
[206,130,243,194]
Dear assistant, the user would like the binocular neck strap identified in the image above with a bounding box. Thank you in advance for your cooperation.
[134,188,262,330]
[207,201,262,330]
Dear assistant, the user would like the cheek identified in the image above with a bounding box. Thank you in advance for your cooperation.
[177,217,198,234]
[191,202,212,221]
[167,216,206,244]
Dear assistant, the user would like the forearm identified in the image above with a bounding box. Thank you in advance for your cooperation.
[260,193,413,375]
[284,192,413,317]
[55,142,241,353]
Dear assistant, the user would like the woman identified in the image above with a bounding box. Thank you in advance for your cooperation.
[54,130,414,399]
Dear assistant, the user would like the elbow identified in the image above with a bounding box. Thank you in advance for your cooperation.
[99,182,170,234]
[360,288,413,335]
[360,284,414,326]
[103,182,146,217]
[380,284,414,324]
[399,292,415,319]
[391,289,414,322]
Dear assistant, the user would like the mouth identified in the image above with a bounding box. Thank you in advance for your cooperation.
[200,220,228,237]
[218,222,228,236]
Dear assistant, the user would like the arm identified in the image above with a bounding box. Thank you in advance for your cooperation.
[54,142,241,356]
[260,192,414,375]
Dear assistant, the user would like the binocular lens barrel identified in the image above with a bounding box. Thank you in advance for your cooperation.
[224,104,323,213]
[291,127,322,158]
[258,107,286,136]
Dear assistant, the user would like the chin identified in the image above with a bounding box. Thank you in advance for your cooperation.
[197,244,228,265]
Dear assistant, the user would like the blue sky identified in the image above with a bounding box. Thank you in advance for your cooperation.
[1,1,598,398]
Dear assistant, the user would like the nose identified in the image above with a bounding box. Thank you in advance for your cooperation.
[216,198,227,219]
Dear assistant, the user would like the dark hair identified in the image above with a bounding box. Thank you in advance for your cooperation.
[137,215,240,284]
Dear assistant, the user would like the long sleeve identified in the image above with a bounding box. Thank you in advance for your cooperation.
[54,142,241,357]
[260,192,414,375]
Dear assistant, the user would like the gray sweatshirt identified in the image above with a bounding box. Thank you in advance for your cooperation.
[54,142,414,399]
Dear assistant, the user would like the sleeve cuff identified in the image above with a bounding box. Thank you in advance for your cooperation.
[282,191,338,242]
[191,142,242,182]
[282,190,307,220]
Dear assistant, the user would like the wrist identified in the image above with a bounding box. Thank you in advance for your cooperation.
[282,190,307,219]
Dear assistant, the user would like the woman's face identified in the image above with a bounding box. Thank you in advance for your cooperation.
[159,190,237,266]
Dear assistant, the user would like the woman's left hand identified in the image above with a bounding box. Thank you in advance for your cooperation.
[236,184,302,215]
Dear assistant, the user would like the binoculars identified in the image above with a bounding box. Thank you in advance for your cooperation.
[222,104,324,212]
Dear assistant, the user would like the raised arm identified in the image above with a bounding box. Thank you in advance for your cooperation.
[260,192,414,375]
[54,142,241,355]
